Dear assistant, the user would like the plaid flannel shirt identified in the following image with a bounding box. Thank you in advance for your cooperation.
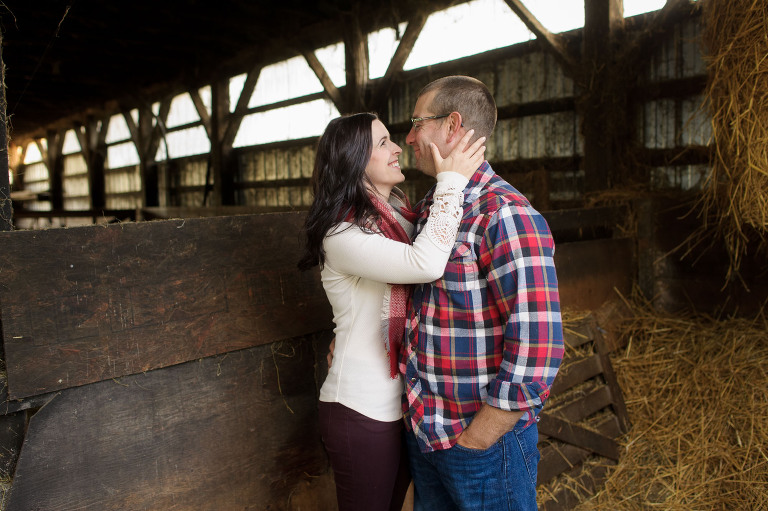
[400,162,564,453]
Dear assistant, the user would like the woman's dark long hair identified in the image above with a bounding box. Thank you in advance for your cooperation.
[297,113,379,271]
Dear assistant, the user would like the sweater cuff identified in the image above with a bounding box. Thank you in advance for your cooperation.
[435,171,470,191]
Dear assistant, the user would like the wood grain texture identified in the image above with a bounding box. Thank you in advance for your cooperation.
[5,337,334,511]
[0,212,332,399]
[554,238,634,312]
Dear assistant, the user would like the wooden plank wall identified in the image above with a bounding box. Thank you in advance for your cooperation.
[0,205,630,402]
[0,212,332,400]
[0,212,337,510]
[5,334,336,511]
[0,207,634,509]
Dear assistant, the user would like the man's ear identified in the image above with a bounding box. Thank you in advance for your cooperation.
[445,112,465,144]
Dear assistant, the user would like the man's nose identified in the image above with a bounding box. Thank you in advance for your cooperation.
[405,128,416,145]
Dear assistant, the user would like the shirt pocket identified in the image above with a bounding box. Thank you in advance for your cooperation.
[444,242,480,293]
[449,241,476,264]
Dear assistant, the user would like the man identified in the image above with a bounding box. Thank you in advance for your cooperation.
[401,75,564,510]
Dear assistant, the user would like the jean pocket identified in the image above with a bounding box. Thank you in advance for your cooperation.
[513,424,540,486]
[451,439,502,456]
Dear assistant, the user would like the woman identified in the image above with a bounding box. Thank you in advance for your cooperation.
[298,113,485,511]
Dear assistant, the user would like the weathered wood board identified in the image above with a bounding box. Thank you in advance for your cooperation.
[5,335,335,511]
[554,237,634,311]
[0,212,333,400]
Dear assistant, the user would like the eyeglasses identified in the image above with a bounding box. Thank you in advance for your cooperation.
[410,114,450,128]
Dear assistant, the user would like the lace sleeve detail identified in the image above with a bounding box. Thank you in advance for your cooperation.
[424,179,464,250]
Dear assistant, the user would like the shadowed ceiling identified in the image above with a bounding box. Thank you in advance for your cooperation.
[0,0,461,141]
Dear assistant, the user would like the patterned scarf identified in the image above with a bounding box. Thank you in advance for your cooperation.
[360,188,417,379]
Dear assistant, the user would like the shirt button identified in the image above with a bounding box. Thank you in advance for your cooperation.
[410,377,417,383]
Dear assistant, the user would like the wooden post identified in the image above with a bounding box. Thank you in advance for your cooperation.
[131,107,158,208]
[45,130,66,211]
[210,80,233,206]
[369,10,429,119]
[76,117,108,212]
[213,67,261,206]
[580,0,625,192]
[121,100,170,208]
[342,11,369,113]
[0,29,12,231]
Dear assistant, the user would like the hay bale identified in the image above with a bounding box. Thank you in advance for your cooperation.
[698,0,768,277]
[576,294,768,510]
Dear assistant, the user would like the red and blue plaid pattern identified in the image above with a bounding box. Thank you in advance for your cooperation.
[401,162,564,453]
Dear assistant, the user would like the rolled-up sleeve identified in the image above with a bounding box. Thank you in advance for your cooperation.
[481,202,564,418]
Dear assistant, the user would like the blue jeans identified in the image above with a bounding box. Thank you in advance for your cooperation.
[405,422,540,511]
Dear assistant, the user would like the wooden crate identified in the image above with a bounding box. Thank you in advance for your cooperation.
[536,316,631,509]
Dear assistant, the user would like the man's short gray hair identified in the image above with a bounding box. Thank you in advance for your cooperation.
[418,75,497,142]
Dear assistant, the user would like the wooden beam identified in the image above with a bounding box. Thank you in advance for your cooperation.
[302,49,344,113]
[122,110,139,148]
[210,79,232,206]
[580,0,626,191]
[496,97,576,119]
[120,107,160,208]
[342,12,369,113]
[44,130,66,211]
[582,0,624,66]
[73,123,91,163]
[189,89,212,140]
[222,66,261,149]
[80,117,108,210]
[242,91,326,116]
[11,209,136,220]
[502,0,579,77]
[132,106,159,207]
[147,99,171,162]
[34,139,48,169]
[370,11,429,117]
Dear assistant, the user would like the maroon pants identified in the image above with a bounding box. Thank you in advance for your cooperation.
[318,401,411,511]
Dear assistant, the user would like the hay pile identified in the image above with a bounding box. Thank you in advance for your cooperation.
[577,298,768,510]
[699,0,768,278]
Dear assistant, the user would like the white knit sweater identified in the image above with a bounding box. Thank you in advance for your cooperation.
[318,172,468,422]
